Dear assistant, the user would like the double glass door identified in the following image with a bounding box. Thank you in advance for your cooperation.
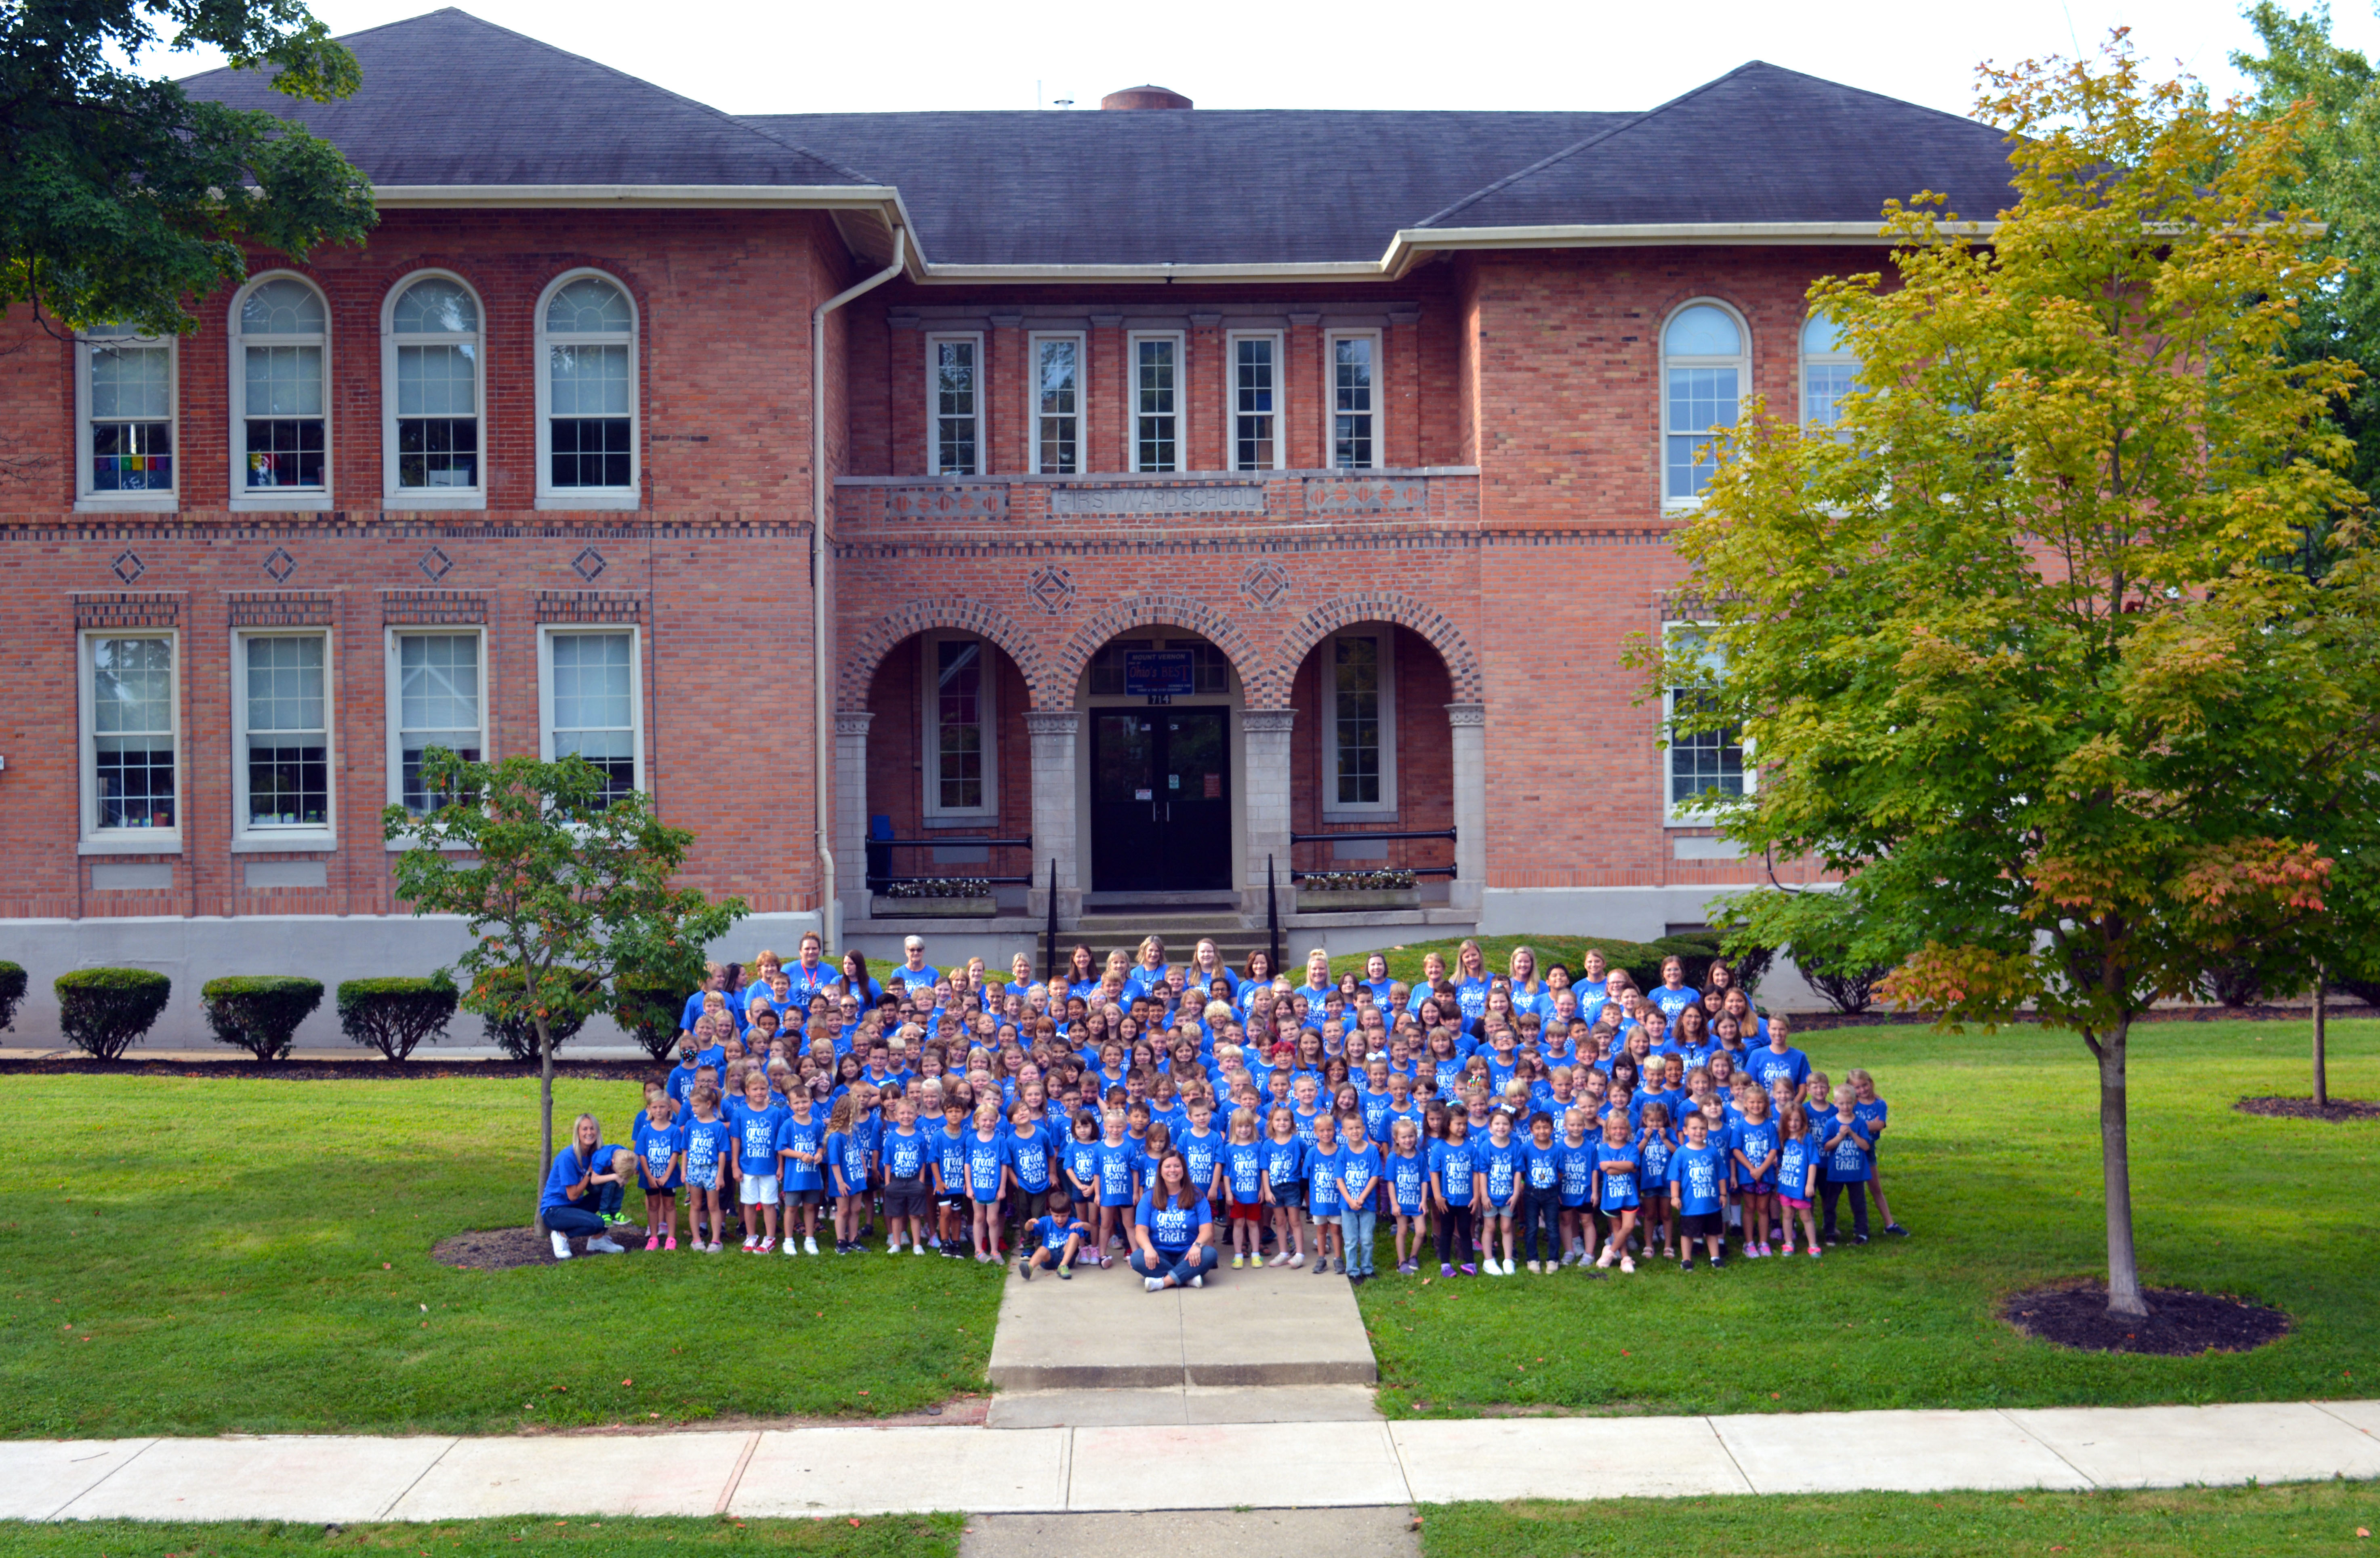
[1090,708,1230,892]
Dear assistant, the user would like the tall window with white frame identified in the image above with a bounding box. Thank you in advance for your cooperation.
[1330,333,1377,470]
[546,629,639,804]
[1665,624,1747,821]
[932,336,980,476]
[80,326,175,503]
[85,633,177,836]
[1232,335,1278,471]
[393,631,483,815]
[1800,312,1858,433]
[543,275,635,495]
[1331,634,1383,808]
[1133,335,1179,472]
[390,276,481,497]
[1032,335,1079,475]
[928,637,992,818]
[1663,303,1745,503]
[239,634,330,836]
[234,277,328,498]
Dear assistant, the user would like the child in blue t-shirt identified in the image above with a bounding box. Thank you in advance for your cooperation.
[774,1091,826,1256]
[1476,1110,1521,1276]
[1848,1068,1909,1237]
[1516,1111,1563,1272]
[680,1084,732,1253]
[1335,1116,1385,1282]
[1064,1110,1103,1238]
[1305,1114,1344,1276]
[1261,1104,1310,1269]
[726,1071,790,1255]
[935,1095,974,1259]
[1007,1103,1058,1232]
[822,1095,861,1253]
[879,1096,933,1257]
[1636,1101,1675,1260]
[1220,1108,1266,1269]
[1776,1103,1821,1258]
[1386,1118,1430,1275]
[1093,1109,1137,1265]
[1018,1185,1091,1280]
[1820,1084,1874,1243]
[1553,1110,1596,1267]
[1592,1112,1642,1272]
[1732,1091,1781,1257]
[632,1092,684,1252]
[1668,1112,1730,1271]
[965,1101,1012,1263]
[1429,1114,1478,1276]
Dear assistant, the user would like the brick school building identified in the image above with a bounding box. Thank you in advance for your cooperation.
[0,9,2017,1032]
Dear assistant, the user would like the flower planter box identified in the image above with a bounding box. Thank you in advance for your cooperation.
[1296,888,1421,912]
[873,895,997,918]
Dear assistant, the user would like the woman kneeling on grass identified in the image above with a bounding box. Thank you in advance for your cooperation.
[542,1112,629,1259]
[1133,1148,1219,1291]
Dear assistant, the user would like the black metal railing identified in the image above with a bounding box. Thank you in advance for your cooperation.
[1287,825,1457,881]
[864,834,1035,891]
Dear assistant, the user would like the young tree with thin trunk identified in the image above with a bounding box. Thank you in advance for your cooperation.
[1650,38,2380,1318]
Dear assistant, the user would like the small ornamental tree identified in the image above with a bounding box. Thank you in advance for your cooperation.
[200,975,323,1061]
[1644,40,2380,1318]
[334,974,459,1062]
[386,750,745,1221]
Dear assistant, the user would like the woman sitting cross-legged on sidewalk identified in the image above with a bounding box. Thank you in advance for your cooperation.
[1131,1148,1220,1291]
[542,1112,629,1259]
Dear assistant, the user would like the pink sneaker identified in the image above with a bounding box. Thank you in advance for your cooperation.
[664,1236,678,1251]
[643,1235,659,1252]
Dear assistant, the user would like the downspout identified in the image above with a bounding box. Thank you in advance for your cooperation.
[814,225,906,953]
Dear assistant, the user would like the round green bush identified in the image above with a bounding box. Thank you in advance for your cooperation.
[0,961,27,1031]
[335,975,459,1062]
[55,967,172,1061]
[201,975,326,1062]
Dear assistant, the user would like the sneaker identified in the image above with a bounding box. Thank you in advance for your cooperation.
[1268,1251,1291,1267]
[1854,1234,1870,1246]
[1232,1253,1245,1270]
[1886,1223,1911,1238]
[1619,1255,1636,1274]
[804,1235,818,1255]
[886,1242,903,1256]
[1460,1262,1477,1276]
[605,1213,631,1226]
[1682,1257,1695,1272]
[1190,1274,1203,1289]
[1710,1254,1727,1270]
[913,1243,926,1256]
[1019,1261,1034,1281]
[1809,1246,1822,1259]
[1783,1242,1797,1256]
[1441,1262,1456,1277]
[1746,1245,1763,1260]
[706,1241,723,1254]
[1289,1251,1305,1268]
[1526,1260,1541,1275]
[782,1238,798,1255]
[587,1236,625,1255]
[1596,1244,1616,1269]
[643,1235,660,1252]
[1057,1266,1073,1280]
[550,1231,573,1260]
[664,1236,677,1251]
[740,1235,759,1252]
[1485,1259,1506,1277]
[1145,1276,1165,1293]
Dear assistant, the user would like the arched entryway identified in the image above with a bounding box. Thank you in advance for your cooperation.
[1072,628,1246,899]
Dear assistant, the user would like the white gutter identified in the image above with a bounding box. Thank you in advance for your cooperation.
[370,183,904,210]
[812,225,907,954]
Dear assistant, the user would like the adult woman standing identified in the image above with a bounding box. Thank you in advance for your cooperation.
[1236,950,1275,1016]
[1453,940,1492,1023]
[835,950,882,1007]
[541,1112,627,1259]
[1188,938,1240,1001]
[1131,1148,1220,1290]
[1508,945,1552,1022]
[1126,936,1172,1001]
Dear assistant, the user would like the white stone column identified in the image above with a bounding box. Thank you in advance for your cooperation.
[1025,710,1082,923]
[1242,708,1298,917]
[834,711,873,940]
[1446,701,1486,915]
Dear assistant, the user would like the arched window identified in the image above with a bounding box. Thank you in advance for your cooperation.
[231,275,329,505]
[1801,312,1858,432]
[536,271,637,507]
[1661,301,1746,504]
[384,273,484,505]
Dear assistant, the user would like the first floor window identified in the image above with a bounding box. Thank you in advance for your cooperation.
[1133,335,1179,472]
[82,330,175,499]
[1032,335,1080,474]
[241,634,330,832]
[1666,624,1748,818]
[1330,633,1383,807]
[932,336,981,476]
[545,629,639,804]
[1232,335,1278,470]
[394,631,484,814]
[86,634,177,834]
[929,636,991,816]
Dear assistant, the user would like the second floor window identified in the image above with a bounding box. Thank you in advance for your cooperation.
[1232,335,1279,471]
[1133,334,1180,472]
[1330,333,1377,469]
[390,275,483,497]
[541,273,636,499]
[1032,335,1079,475]
[1663,302,1746,502]
[233,276,328,497]
[79,326,175,504]
[931,335,981,476]
[1801,312,1858,433]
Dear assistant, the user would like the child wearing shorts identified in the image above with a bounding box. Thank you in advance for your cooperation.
[1387,1118,1429,1275]
[776,1088,826,1255]
[966,1101,1012,1263]
[1669,1112,1729,1271]
[1019,1185,1091,1280]
[1094,1109,1137,1263]
[1776,1102,1821,1257]
[727,1069,789,1255]
[1223,1107,1267,1268]
[1732,1089,1780,1257]
[1261,1104,1308,1267]
[879,1095,933,1257]
[1592,1111,1642,1272]
[1305,1113,1344,1276]
[633,1093,683,1251]
[1476,1110,1520,1276]
[681,1085,731,1253]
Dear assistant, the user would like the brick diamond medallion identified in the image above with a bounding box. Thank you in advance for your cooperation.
[1029,566,1074,616]
[418,545,453,581]
[572,546,607,581]
[262,545,296,583]
[111,549,145,584]
[1241,560,1289,608]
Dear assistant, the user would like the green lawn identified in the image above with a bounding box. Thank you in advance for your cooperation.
[0,1076,1003,1438]
[1360,1017,2380,1418]
[1417,1483,2380,1557]
[0,1514,959,1557]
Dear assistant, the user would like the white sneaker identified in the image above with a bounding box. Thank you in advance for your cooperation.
[912,1242,927,1256]
[587,1236,625,1255]
[886,1242,902,1255]
[804,1235,819,1255]
[1289,1251,1305,1267]
[1190,1274,1203,1288]
[782,1237,798,1255]
[550,1231,572,1260]
[1144,1276,1165,1293]
[1620,1255,1636,1274]
[1596,1244,1616,1269]
[741,1236,757,1252]
[1268,1251,1290,1267]
[1485,1258,1505,1276]
[706,1241,723,1254]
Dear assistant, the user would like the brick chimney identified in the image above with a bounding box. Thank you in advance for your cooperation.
[1101,84,1193,110]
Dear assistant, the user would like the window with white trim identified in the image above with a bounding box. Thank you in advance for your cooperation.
[1030,333,1081,475]
[929,333,982,476]
[539,626,641,804]
[1327,330,1380,470]
[1663,301,1746,503]
[76,325,176,509]
[538,272,637,505]
[231,275,329,503]
[389,629,486,815]
[1229,331,1281,471]
[1130,332,1182,472]
[924,632,997,820]
[1664,623,1749,821]
[235,631,332,840]
[81,631,179,841]
[1800,311,1857,432]
[386,273,484,503]
[1323,628,1396,815]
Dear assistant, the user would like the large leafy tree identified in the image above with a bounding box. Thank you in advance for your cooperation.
[1654,39,2380,1318]
[2,0,375,337]
[387,754,746,1221]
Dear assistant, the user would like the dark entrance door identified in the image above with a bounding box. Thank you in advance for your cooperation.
[1090,707,1230,892]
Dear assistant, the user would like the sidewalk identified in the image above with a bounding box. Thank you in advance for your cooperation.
[8,1400,2378,1523]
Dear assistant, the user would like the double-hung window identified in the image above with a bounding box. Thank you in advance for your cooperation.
[1328,331,1379,470]
[1322,628,1396,816]
[1663,302,1747,504]
[923,633,996,821]
[386,273,484,504]
[1030,333,1081,475]
[538,271,637,507]
[1130,332,1182,472]
[231,276,330,506]
[81,632,179,844]
[540,627,641,805]
[1229,332,1282,471]
[389,630,486,816]
[235,632,333,842]
[929,334,982,476]
[1801,312,1858,433]
[76,325,177,511]
[1664,623,1749,821]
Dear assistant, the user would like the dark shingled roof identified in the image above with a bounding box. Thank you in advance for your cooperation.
[179,8,872,189]
[181,10,2022,268]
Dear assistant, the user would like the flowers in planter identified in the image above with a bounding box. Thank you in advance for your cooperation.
[1302,869,1418,891]
[885,878,994,899]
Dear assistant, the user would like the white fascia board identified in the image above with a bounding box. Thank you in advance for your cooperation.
[370,183,902,209]
[1377,220,2003,274]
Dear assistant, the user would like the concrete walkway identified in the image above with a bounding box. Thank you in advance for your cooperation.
[9,1400,2380,1522]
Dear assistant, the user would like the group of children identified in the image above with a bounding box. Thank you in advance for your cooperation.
[557,932,1909,1280]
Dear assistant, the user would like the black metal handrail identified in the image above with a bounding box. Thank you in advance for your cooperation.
[866,833,1034,891]
[1291,866,1456,881]
[1288,827,1456,843]
[1289,823,1457,881]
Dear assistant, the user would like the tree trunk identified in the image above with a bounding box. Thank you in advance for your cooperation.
[2096,1017,2148,1319]
[2313,971,2329,1110]
[536,1008,555,1230]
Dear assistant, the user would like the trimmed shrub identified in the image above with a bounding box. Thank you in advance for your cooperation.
[55,967,172,1060]
[2336,975,2380,1009]
[201,975,325,1062]
[0,961,26,1031]
[474,966,598,1063]
[336,975,460,1062]
[2199,958,2264,1009]
[613,974,686,1062]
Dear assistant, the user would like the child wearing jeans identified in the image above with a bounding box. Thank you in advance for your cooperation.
[1820,1084,1874,1243]
[1335,1116,1384,1284]
[1847,1068,1910,1236]
[1430,1113,1477,1276]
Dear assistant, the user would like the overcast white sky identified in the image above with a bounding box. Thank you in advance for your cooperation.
[151,0,2380,118]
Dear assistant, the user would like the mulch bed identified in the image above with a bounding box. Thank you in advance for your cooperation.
[431,1225,573,1270]
[0,1056,666,1081]
[2236,1096,2380,1122]
[2002,1282,2290,1356]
